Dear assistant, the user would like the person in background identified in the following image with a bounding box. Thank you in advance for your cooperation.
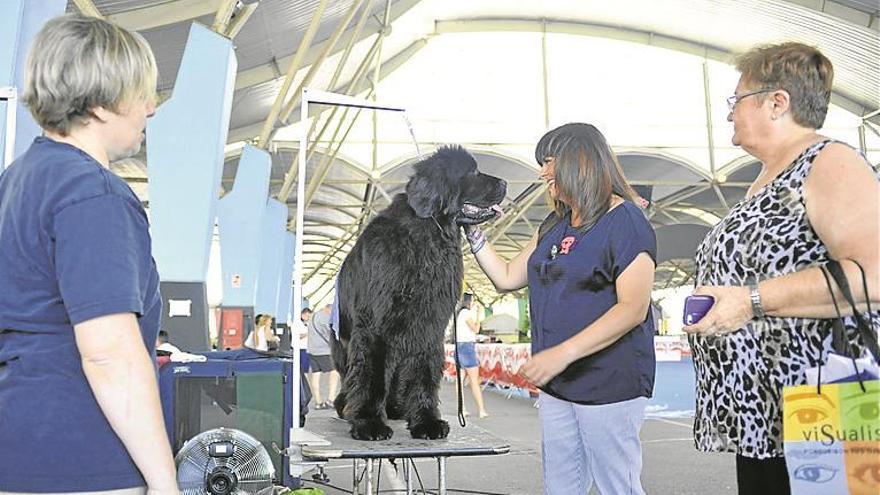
[465,122,656,495]
[307,304,339,409]
[455,293,489,418]
[299,307,313,348]
[0,14,177,494]
[683,42,879,495]
[155,330,181,355]
[244,313,279,352]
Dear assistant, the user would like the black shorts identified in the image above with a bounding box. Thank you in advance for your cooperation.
[308,353,334,373]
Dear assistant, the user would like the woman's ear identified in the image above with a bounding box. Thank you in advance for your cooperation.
[771,89,791,117]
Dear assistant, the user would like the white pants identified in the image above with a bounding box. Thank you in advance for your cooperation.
[539,393,647,495]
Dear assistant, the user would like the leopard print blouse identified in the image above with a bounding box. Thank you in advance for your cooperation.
[689,139,879,459]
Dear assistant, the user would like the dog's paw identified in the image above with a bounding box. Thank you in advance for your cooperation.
[409,418,450,440]
[350,420,394,441]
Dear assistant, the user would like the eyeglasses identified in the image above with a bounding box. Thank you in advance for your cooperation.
[726,88,776,112]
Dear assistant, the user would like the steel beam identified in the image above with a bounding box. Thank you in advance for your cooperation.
[72,0,103,18]
[108,0,221,31]
[257,0,330,147]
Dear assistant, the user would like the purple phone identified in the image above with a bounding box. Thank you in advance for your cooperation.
[683,295,715,325]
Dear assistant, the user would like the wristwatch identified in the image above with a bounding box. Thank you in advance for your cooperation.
[749,283,765,319]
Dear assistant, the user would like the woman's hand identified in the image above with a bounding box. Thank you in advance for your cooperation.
[683,285,753,336]
[519,345,575,387]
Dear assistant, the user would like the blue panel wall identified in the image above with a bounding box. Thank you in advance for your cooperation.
[147,23,236,282]
[275,232,295,324]
[0,0,65,171]
[217,145,272,307]
[255,199,288,315]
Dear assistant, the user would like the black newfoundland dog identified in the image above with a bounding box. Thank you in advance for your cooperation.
[331,146,506,441]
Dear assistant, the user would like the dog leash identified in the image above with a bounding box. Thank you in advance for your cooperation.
[453,307,467,427]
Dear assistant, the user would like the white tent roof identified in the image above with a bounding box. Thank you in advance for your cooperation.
[88,0,879,303]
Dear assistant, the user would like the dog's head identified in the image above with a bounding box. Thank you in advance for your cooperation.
[405,146,506,225]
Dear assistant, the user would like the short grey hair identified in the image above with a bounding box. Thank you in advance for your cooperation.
[23,14,158,135]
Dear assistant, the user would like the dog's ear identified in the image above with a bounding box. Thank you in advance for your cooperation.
[406,166,460,218]
[406,147,473,218]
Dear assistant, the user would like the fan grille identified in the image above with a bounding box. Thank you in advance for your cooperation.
[176,427,276,495]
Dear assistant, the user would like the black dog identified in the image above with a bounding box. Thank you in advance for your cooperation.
[332,146,506,441]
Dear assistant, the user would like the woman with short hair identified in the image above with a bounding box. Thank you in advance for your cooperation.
[683,42,880,495]
[0,14,177,494]
[466,122,656,494]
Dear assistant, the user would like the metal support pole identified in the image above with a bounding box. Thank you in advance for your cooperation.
[859,121,867,155]
[258,0,330,147]
[702,60,717,177]
[353,459,361,494]
[1,87,17,171]
[404,459,413,495]
[210,0,238,34]
[540,19,550,128]
[279,0,365,125]
[365,459,374,495]
[437,457,447,495]
[72,0,103,18]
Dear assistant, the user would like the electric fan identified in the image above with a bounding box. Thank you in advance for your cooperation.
[175,427,276,495]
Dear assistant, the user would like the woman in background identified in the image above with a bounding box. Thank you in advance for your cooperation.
[456,293,489,418]
[245,313,280,351]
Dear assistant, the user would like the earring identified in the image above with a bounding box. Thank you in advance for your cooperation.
[771,114,777,120]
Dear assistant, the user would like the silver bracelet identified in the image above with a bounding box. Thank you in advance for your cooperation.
[466,228,486,254]
[470,236,487,254]
[749,283,765,319]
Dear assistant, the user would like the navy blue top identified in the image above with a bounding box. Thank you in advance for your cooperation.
[0,137,161,491]
[527,201,656,405]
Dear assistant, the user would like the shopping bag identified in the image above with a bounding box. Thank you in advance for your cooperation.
[783,260,880,495]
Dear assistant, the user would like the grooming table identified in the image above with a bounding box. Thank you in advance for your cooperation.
[301,416,510,495]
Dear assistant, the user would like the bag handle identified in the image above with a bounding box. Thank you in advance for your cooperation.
[818,265,852,394]
[825,259,880,364]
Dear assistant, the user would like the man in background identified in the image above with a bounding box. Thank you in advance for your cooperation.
[307,304,338,409]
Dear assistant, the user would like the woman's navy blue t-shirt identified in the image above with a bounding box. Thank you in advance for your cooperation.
[527,201,657,405]
[0,137,161,491]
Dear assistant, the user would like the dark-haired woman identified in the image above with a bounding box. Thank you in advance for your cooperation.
[466,122,656,495]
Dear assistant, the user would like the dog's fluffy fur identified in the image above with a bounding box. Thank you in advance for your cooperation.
[332,146,506,440]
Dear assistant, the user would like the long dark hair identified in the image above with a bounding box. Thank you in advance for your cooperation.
[535,123,637,238]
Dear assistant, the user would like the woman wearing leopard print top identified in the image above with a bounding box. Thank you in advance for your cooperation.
[682,42,880,495]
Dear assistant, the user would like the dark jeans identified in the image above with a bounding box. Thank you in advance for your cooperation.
[736,454,791,495]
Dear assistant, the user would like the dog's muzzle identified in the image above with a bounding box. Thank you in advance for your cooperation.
[456,203,503,225]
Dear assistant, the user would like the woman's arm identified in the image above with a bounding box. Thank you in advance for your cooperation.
[468,228,537,292]
[520,253,655,386]
[75,313,178,493]
[685,143,880,335]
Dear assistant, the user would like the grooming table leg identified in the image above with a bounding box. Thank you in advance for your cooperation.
[352,459,360,494]
[365,458,374,495]
[437,456,447,495]
[404,458,413,495]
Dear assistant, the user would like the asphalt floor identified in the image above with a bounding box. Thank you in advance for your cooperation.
[295,380,738,495]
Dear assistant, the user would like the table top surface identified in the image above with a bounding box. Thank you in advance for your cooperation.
[300,416,511,459]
